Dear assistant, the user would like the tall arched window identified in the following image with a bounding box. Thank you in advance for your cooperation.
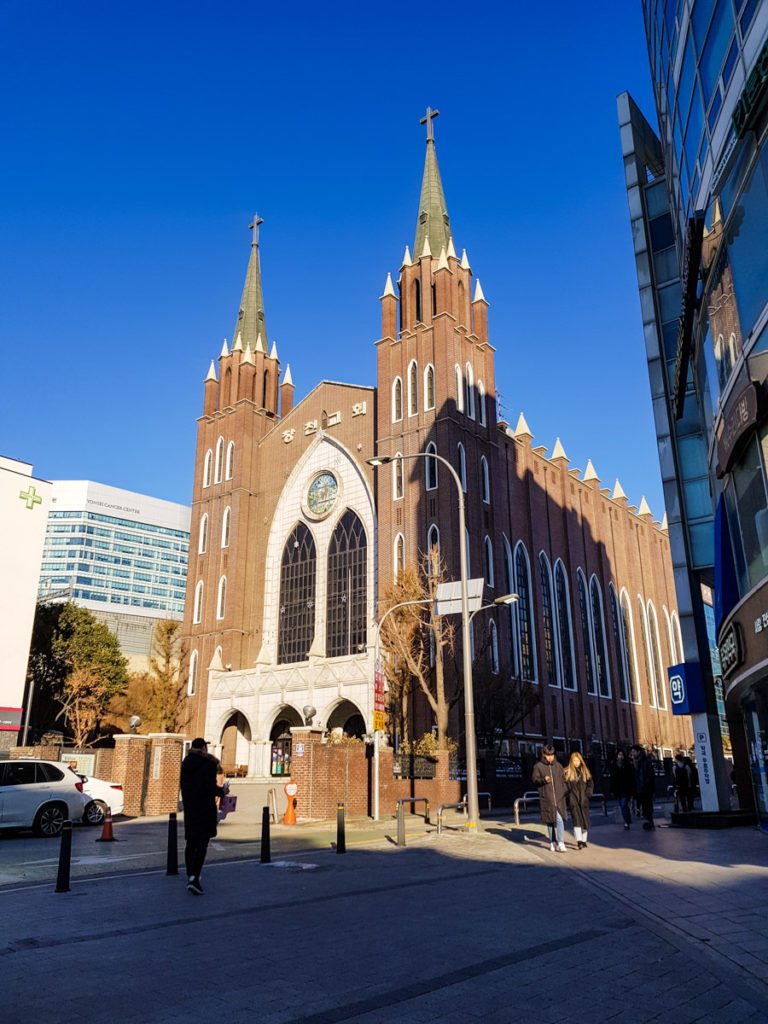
[672,612,684,664]
[515,543,536,682]
[326,510,368,658]
[203,450,213,488]
[221,506,231,548]
[554,560,576,690]
[620,590,641,703]
[466,362,475,419]
[214,436,225,484]
[647,601,667,709]
[590,576,611,697]
[225,441,235,480]
[539,554,559,687]
[427,524,440,565]
[198,513,208,554]
[394,534,405,576]
[408,360,418,416]
[412,279,422,323]
[187,650,198,696]
[216,575,227,620]
[224,367,232,406]
[392,378,403,422]
[424,364,435,410]
[457,443,466,491]
[193,580,204,624]
[478,381,487,426]
[504,537,519,675]
[480,456,490,503]
[637,597,656,707]
[577,570,596,695]
[425,443,438,490]
[393,454,404,499]
[455,365,464,412]
[484,536,494,588]
[278,523,316,664]
[609,583,630,702]
[489,619,499,674]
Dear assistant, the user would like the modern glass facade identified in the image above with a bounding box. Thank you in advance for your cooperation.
[38,481,190,655]
[621,1,768,822]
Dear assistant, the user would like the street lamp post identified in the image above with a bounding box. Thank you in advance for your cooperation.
[367,451,515,831]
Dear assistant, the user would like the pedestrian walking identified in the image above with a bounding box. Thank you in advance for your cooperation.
[673,753,694,812]
[610,748,636,829]
[532,744,568,852]
[630,743,656,830]
[180,737,224,894]
[564,751,593,849]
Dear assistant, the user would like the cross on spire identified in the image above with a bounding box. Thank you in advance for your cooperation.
[420,106,439,142]
[249,213,263,246]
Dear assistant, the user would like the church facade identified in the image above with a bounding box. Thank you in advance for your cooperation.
[181,116,692,779]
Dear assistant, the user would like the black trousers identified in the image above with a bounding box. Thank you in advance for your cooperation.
[639,793,654,822]
[185,837,210,879]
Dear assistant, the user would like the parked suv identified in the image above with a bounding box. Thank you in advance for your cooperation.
[0,760,88,836]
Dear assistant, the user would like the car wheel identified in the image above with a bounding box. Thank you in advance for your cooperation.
[33,804,67,838]
[83,800,107,826]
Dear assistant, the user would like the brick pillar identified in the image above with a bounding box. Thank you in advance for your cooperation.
[144,734,185,816]
[113,735,149,816]
[289,728,324,818]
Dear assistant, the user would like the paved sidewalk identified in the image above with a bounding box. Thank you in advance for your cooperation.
[2,811,768,1023]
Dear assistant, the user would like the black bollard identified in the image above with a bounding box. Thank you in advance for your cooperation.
[336,802,346,854]
[166,812,179,875]
[397,802,406,847]
[54,820,73,893]
[260,806,271,864]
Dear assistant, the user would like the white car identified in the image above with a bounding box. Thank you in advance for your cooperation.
[80,776,125,825]
[0,759,88,837]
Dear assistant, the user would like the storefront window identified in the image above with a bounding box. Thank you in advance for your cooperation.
[723,430,768,594]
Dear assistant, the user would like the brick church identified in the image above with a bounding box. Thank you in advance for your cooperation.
[181,111,692,780]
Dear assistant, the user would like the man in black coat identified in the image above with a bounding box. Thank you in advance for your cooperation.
[180,737,224,894]
[610,749,636,830]
[630,743,656,830]
[532,745,568,852]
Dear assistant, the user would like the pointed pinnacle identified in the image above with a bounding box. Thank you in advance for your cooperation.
[437,247,449,271]
[401,245,412,268]
[638,495,652,517]
[282,364,293,387]
[473,279,486,303]
[241,345,255,366]
[612,478,627,500]
[232,332,243,353]
[514,412,532,438]
[270,341,278,360]
[254,332,266,355]
[420,236,432,260]
[660,511,668,531]
[583,460,599,482]
[447,237,457,259]
[551,438,567,461]
[381,272,396,298]
[460,249,470,271]
[205,360,217,382]
[219,338,229,358]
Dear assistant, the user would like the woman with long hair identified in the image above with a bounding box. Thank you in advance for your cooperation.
[564,751,593,849]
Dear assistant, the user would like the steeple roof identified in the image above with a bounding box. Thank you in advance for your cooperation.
[413,107,452,262]
[232,214,268,354]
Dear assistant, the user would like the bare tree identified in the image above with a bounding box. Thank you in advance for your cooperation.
[56,667,111,748]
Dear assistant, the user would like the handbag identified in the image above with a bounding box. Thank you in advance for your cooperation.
[217,794,237,820]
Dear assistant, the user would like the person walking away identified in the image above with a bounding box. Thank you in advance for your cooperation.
[180,738,224,894]
[610,749,635,830]
[673,753,693,812]
[532,744,568,852]
[684,756,699,809]
[564,751,594,849]
[630,744,656,830]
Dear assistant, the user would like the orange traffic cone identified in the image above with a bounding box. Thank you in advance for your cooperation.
[95,807,118,842]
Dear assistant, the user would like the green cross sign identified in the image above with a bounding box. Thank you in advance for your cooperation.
[19,485,43,510]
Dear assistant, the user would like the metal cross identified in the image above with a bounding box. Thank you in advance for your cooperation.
[249,213,264,246]
[420,107,439,142]
[19,485,42,510]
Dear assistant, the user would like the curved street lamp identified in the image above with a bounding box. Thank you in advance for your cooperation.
[368,449,516,831]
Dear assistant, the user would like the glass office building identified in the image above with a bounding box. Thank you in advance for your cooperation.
[619,1,768,822]
[38,481,190,662]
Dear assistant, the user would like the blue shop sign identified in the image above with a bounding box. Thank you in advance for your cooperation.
[667,662,706,715]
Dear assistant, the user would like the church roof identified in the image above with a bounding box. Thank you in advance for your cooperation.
[413,108,452,262]
[232,214,268,354]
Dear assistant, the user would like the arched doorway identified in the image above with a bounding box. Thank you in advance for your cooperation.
[326,700,366,739]
[269,706,303,777]
[220,711,252,776]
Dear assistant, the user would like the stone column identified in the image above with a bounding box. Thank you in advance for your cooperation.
[289,728,324,818]
[144,734,185,816]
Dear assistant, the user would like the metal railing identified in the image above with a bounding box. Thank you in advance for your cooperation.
[395,797,430,847]
[513,791,607,825]
[266,787,278,823]
[463,791,492,814]
[436,801,465,835]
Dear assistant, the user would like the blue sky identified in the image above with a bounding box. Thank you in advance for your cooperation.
[1,2,665,518]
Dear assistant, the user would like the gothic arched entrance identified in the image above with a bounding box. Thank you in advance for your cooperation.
[326,700,366,738]
[269,706,303,777]
[220,711,252,775]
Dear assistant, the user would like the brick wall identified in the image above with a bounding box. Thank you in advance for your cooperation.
[112,735,149,816]
[144,734,184,815]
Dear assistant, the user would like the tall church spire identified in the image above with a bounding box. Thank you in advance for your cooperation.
[233,214,268,353]
[413,107,452,260]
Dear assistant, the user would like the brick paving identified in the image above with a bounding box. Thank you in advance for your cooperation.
[2,812,768,1023]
